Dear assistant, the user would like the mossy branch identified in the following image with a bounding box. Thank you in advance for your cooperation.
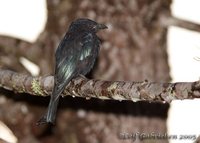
[0,69,200,103]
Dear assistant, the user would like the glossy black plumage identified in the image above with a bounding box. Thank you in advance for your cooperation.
[37,18,107,125]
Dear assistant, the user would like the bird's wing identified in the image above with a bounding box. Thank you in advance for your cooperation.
[80,33,100,60]
[52,57,77,99]
[52,35,81,99]
[77,33,100,74]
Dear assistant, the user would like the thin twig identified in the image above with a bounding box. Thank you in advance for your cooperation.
[160,14,200,32]
[0,69,200,103]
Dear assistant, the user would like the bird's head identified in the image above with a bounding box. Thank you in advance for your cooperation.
[68,18,107,33]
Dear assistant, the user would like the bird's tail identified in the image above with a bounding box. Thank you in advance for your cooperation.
[37,90,61,125]
[37,76,74,125]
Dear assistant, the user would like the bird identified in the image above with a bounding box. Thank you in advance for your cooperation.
[37,18,107,125]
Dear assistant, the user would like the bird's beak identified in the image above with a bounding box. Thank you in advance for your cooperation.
[97,24,108,30]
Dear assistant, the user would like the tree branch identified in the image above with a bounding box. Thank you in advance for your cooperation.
[160,14,200,32]
[0,69,200,103]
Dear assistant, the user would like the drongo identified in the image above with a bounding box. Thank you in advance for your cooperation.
[37,18,107,125]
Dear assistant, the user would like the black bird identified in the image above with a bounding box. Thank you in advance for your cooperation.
[37,18,107,125]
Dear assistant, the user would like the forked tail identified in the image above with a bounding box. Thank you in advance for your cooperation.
[37,88,62,125]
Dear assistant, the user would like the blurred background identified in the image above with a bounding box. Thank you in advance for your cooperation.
[0,0,200,143]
